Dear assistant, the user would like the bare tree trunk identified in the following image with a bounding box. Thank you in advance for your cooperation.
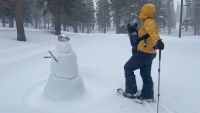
[25,22,29,27]
[198,20,200,36]
[38,18,42,29]
[63,23,67,31]
[167,0,172,35]
[198,7,200,36]
[2,17,6,27]
[115,14,121,34]
[47,14,50,30]
[87,26,90,34]
[9,16,14,28]
[43,22,47,29]
[81,25,85,33]
[66,27,69,31]
[52,1,61,35]
[194,8,199,36]
[98,26,101,33]
[54,13,61,35]
[73,24,78,33]
[34,17,42,29]
[43,15,47,29]
[15,0,26,41]
[34,19,38,29]
[194,25,198,35]
[103,26,106,33]
[179,0,184,38]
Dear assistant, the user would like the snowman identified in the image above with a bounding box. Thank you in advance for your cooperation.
[43,34,84,101]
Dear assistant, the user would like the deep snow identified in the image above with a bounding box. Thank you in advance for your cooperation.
[0,29,200,113]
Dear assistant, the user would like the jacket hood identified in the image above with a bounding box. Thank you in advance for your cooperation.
[139,3,156,21]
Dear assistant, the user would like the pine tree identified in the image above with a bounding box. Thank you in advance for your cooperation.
[0,0,15,27]
[110,0,126,34]
[39,0,63,35]
[64,0,87,33]
[39,0,95,34]
[184,0,192,31]
[110,0,169,33]
[166,0,176,34]
[183,0,200,35]
[72,0,95,33]
[29,0,43,29]
[96,0,111,33]
[192,0,200,35]
[122,0,136,23]
[84,0,95,33]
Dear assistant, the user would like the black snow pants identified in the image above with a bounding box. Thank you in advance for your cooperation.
[124,51,156,99]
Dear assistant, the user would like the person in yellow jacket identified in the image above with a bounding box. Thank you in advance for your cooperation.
[121,3,164,101]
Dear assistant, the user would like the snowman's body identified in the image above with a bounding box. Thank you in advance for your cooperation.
[43,40,84,101]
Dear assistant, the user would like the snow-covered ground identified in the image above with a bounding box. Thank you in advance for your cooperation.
[0,29,200,113]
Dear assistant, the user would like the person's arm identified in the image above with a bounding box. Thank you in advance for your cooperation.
[144,19,160,46]
[144,19,164,50]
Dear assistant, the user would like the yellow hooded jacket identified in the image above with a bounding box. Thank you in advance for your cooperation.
[138,3,160,54]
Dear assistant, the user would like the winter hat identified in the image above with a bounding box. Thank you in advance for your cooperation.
[139,3,156,21]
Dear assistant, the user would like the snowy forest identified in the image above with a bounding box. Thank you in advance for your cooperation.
[0,0,200,41]
[0,1,200,113]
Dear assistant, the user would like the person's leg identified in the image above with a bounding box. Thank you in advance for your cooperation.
[124,52,155,95]
[124,56,138,94]
[140,62,154,99]
[139,54,156,99]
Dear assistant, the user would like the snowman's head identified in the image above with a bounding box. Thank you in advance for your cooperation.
[57,34,70,42]
[55,34,72,53]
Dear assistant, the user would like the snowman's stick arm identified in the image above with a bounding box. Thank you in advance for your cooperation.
[44,56,51,58]
[48,50,58,62]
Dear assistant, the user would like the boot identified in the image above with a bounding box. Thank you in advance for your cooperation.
[125,76,137,94]
[138,87,154,101]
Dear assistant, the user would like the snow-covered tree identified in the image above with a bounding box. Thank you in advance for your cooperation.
[166,0,176,34]
[39,0,95,34]
[182,0,200,35]
[96,0,111,33]
[110,0,125,34]
[0,0,15,28]
[192,0,200,35]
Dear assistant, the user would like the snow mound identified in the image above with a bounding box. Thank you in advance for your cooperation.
[23,70,109,113]
[43,75,84,101]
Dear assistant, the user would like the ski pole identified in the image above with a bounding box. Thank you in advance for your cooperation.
[157,49,161,113]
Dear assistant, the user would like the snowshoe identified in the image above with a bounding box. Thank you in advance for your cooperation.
[117,88,155,104]
[117,88,138,99]
[134,95,155,104]
[134,98,155,104]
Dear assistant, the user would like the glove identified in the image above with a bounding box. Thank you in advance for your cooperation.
[154,39,164,50]
[127,22,137,34]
